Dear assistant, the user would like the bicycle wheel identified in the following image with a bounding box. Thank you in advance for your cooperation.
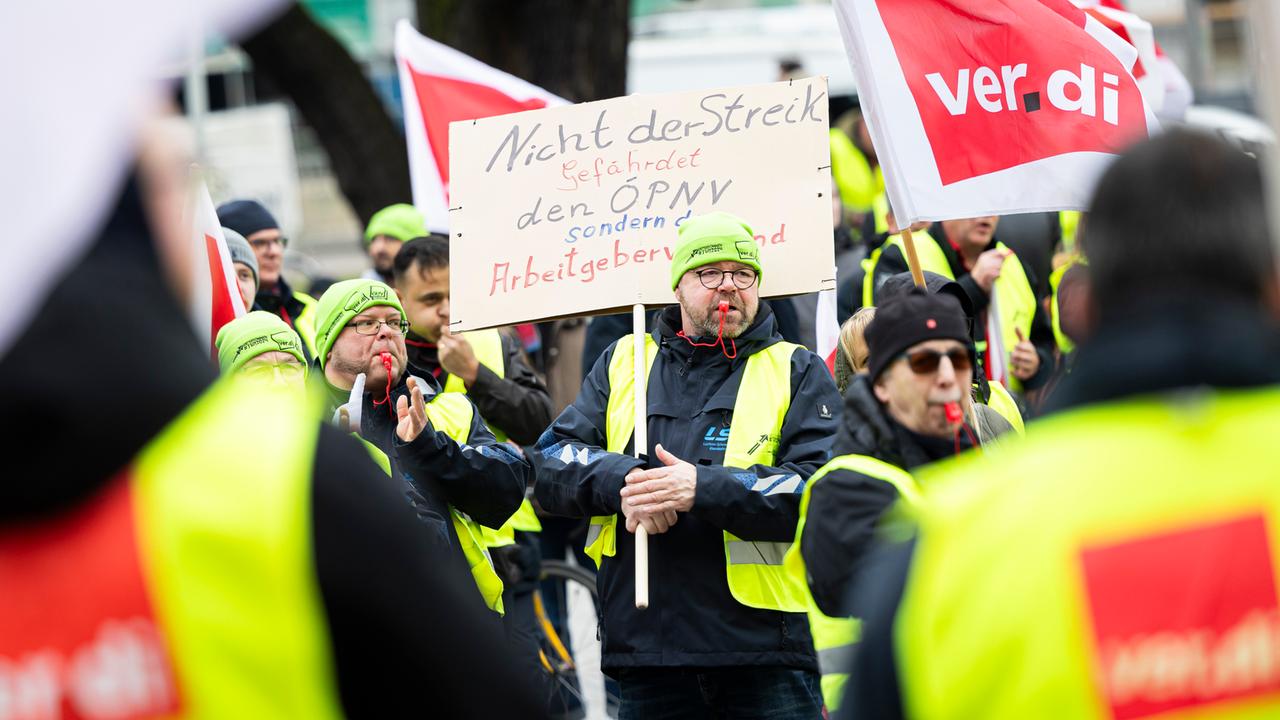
[536,559,619,719]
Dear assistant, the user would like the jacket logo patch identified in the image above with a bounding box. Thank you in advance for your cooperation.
[747,432,781,456]
[702,424,730,453]
[819,403,832,419]
[1079,512,1280,720]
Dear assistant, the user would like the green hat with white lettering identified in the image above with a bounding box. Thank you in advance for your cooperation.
[313,279,405,369]
[215,311,307,376]
[669,211,762,290]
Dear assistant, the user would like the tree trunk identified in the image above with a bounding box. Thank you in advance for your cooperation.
[417,0,630,102]
[239,4,412,225]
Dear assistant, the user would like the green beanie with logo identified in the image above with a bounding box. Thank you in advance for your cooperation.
[215,311,307,376]
[313,279,405,369]
[669,211,762,290]
[364,203,427,246]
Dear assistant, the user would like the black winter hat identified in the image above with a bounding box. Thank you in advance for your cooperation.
[866,289,972,382]
[216,199,279,238]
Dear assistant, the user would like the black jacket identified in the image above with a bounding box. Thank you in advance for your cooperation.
[535,304,841,672]
[255,275,314,361]
[840,296,1280,720]
[0,176,543,718]
[355,369,530,540]
[801,375,972,617]
[870,227,1056,390]
[406,332,554,446]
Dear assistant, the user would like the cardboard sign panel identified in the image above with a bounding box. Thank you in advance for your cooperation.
[448,77,835,332]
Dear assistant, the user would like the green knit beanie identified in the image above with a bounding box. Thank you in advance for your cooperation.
[669,211,763,290]
[313,279,405,369]
[364,203,427,246]
[215,311,307,375]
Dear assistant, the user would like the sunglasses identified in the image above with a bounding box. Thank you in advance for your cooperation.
[899,347,972,375]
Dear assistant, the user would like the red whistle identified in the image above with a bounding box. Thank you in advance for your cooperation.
[379,352,393,372]
[944,402,962,424]
[718,300,729,314]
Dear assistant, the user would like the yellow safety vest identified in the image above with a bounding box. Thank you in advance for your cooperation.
[584,333,811,613]
[898,387,1280,720]
[359,390,507,614]
[985,381,1026,436]
[0,379,344,717]
[829,128,885,213]
[440,328,541,546]
[785,454,922,711]
[292,290,319,358]
[1049,255,1086,356]
[862,233,1038,393]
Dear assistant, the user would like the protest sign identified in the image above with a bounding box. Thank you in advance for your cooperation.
[834,0,1160,225]
[447,77,835,332]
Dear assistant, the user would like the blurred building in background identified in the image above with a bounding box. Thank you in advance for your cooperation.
[172,0,1260,289]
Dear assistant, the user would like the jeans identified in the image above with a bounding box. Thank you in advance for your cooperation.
[617,666,822,720]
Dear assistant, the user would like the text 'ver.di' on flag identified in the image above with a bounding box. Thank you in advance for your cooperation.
[394,21,568,233]
[834,0,1160,224]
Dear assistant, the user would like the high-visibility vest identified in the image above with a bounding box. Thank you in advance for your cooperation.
[1049,255,1085,356]
[897,387,1280,720]
[862,234,1038,393]
[292,290,319,358]
[829,128,884,213]
[985,380,1026,436]
[785,454,922,711]
[359,390,507,614]
[0,379,343,718]
[583,333,811,613]
[440,328,541,546]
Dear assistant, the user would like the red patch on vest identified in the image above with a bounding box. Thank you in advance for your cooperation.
[0,472,182,719]
[1079,513,1280,720]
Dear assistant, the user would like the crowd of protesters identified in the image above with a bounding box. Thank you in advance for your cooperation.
[3,78,1279,720]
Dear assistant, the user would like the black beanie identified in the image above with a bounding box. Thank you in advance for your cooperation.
[865,290,972,382]
[216,199,279,238]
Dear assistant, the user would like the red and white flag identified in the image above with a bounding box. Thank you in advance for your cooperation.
[1075,0,1164,113]
[395,21,568,233]
[187,176,245,357]
[834,0,1159,224]
[815,272,840,375]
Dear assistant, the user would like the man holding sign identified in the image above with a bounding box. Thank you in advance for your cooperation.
[536,212,840,718]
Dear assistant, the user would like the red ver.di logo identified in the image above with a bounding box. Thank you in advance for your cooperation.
[876,0,1149,185]
[1079,513,1280,720]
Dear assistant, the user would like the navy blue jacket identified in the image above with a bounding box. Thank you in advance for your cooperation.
[535,305,841,673]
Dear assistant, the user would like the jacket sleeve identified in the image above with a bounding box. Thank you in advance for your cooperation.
[465,333,555,445]
[534,341,646,518]
[689,350,841,543]
[800,468,902,617]
[394,401,529,529]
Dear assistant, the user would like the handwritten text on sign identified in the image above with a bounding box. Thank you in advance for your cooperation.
[448,77,834,331]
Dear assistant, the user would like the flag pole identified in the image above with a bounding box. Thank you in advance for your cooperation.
[899,225,927,288]
[632,303,650,610]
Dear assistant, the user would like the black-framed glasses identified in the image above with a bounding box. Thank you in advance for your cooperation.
[696,268,758,290]
[249,236,289,250]
[899,347,972,375]
[347,317,409,336]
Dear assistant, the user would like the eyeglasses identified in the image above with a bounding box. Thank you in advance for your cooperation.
[347,317,409,336]
[696,268,758,290]
[899,347,972,375]
[240,362,306,383]
[249,236,289,250]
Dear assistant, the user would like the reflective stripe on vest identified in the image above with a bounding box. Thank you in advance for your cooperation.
[862,235,1037,393]
[586,333,810,613]
[784,453,922,710]
[898,388,1280,720]
[361,390,507,614]
[29,379,344,718]
[441,328,542,543]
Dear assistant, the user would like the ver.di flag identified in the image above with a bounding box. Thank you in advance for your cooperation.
[187,175,245,357]
[834,0,1159,225]
[394,21,568,233]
